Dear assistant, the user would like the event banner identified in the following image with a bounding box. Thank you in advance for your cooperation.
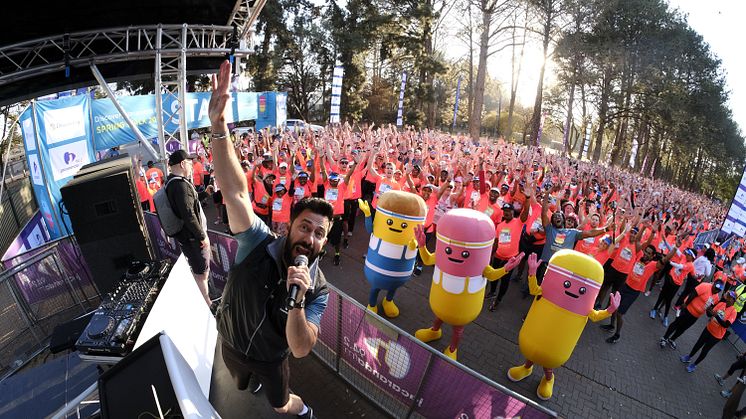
[256,92,288,131]
[20,96,96,239]
[143,212,236,291]
[1,211,51,262]
[722,168,746,237]
[92,92,259,151]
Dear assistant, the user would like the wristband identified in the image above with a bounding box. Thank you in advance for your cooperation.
[211,132,228,140]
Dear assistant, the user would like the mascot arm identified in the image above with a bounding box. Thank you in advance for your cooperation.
[483,266,508,282]
[528,274,543,296]
[588,309,612,322]
[418,247,436,266]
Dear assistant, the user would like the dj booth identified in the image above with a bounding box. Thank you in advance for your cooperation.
[78,255,219,418]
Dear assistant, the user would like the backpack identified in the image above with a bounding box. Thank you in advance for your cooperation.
[153,176,190,237]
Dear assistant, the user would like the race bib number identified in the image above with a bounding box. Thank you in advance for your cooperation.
[633,262,645,277]
[294,188,305,198]
[499,228,511,244]
[325,188,339,202]
[379,183,393,195]
[272,199,283,211]
[260,195,269,204]
[280,178,287,185]
[531,220,543,234]
[471,191,480,202]
[620,248,633,261]
[484,207,494,217]
[584,236,596,244]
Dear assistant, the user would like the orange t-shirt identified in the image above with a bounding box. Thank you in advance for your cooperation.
[672,261,695,286]
[323,180,346,216]
[686,282,719,317]
[706,302,736,339]
[495,218,523,260]
[192,161,205,186]
[626,260,659,292]
[423,194,438,232]
[252,180,271,215]
[271,193,292,223]
[476,197,503,226]
[611,237,638,274]
[145,167,164,187]
[372,177,401,209]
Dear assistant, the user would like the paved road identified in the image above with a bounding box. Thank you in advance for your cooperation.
[202,202,738,418]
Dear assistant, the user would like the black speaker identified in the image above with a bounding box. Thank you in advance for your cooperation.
[60,154,154,294]
[98,333,182,419]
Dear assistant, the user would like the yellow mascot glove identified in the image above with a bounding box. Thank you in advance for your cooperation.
[358,199,371,217]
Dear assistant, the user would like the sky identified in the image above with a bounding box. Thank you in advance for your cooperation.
[669,0,746,133]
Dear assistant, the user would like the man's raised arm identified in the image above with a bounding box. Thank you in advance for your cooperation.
[209,60,254,234]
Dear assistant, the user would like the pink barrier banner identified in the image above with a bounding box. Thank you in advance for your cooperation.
[143,212,236,291]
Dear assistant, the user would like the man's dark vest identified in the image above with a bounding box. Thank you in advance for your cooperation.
[216,235,328,362]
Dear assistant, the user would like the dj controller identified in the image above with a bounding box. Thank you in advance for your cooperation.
[76,260,171,356]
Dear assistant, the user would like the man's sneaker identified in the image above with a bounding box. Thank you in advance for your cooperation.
[715,373,725,386]
[298,405,315,419]
[649,309,657,319]
[644,291,651,297]
[484,292,495,300]
[343,238,349,249]
[606,334,620,344]
[489,299,500,312]
[347,232,353,237]
[668,339,677,350]
[686,363,697,373]
[663,317,669,328]
[659,338,668,348]
[680,354,692,363]
[413,265,423,276]
[600,324,615,333]
[333,254,341,266]
[675,307,681,317]
[721,390,733,398]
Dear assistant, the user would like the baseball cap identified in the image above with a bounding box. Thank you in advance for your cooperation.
[274,184,287,192]
[490,187,501,193]
[684,249,695,258]
[727,290,737,298]
[298,171,309,178]
[502,203,514,211]
[168,149,194,166]
[738,257,745,265]
[329,172,340,181]
[501,183,510,189]
[279,162,288,168]
[306,160,314,167]
[262,153,273,162]
[423,184,436,191]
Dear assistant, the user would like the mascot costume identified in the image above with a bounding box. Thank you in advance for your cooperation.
[413,209,523,360]
[358,191,426,317]
[508,250,620,400]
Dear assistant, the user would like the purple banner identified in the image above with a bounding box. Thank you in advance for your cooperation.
[339,298,430,407]
[4,238,95,305]
[143,212,236,291]
[415,357,541,419]
[1,211,52,262]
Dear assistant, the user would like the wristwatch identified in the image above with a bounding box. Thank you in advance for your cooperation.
[295,298,305,309]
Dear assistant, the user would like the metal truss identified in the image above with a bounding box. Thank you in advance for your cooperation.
[228,0,267,41]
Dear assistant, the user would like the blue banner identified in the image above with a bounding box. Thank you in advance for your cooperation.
[93,92,258,151]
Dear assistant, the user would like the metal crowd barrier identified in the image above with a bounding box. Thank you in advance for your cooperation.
[0,237,99,380]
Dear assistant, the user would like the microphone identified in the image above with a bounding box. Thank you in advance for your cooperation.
[286,254,309,310]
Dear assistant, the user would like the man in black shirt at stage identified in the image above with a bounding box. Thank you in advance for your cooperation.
[165,149,212,306]
[210,60,329,419]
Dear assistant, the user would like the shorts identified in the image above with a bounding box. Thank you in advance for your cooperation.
[221,342,290,408]
[178,237,210,275]
[604,265,627,293]
[617,283,640,315]
[328,216,344,246]
[213,190,223,205]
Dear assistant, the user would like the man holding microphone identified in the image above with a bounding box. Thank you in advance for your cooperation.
[210,60,331,418]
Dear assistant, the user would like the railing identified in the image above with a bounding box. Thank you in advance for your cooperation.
[0,236,98,379]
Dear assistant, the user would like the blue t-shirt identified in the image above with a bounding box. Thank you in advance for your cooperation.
[540,224,582,262]
[233,217,328,328]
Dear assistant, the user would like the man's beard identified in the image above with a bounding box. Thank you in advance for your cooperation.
[284,236,318,265]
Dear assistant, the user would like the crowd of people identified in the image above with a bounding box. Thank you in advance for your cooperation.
[144,60,746,419]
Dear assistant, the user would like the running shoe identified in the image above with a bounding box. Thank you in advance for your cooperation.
[668,339,677,350]
[333,254,340,266]
[659,338,668,348]
[343,238,349,249]
[649,309,657,319]
[715,373,725,386]
[297,405,315,419]
[675,307,681,317]
[680,354,691,363]
[663,317,669,328]
[605,334,620,344]
[600,324,615,332]
[721,390,732,398]
[686,364,696,373]
[644,291,651,297]
[484,292,496,300]
[413,265,423,276]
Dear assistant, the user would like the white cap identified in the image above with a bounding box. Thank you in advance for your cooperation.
[279,162,288,168]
